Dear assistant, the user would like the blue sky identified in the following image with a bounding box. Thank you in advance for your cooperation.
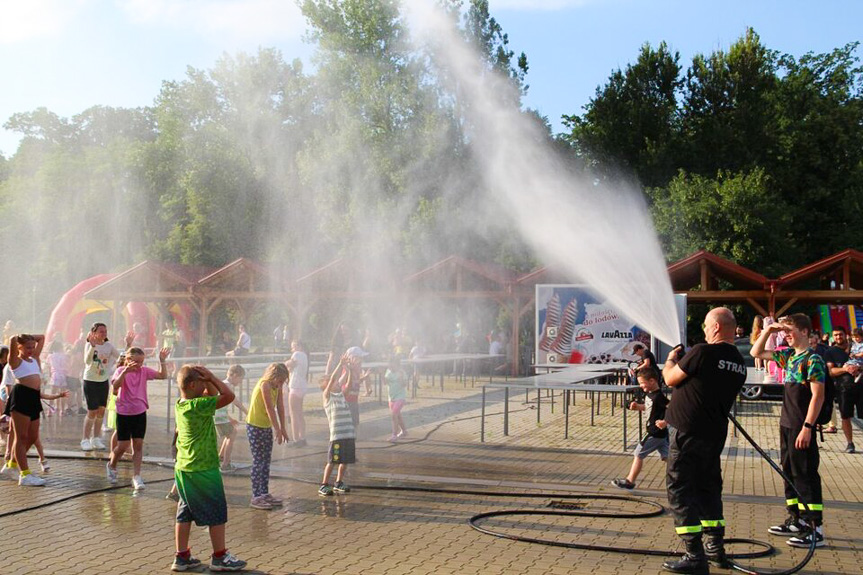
[1,0,861,157]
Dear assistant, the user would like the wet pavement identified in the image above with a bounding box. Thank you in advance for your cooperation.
[2,376,862,574]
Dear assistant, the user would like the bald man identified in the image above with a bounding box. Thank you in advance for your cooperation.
[660,307,747,574]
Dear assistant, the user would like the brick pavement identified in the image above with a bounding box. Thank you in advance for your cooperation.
[1,376,861,574]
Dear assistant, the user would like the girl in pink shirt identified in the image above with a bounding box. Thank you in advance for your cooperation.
[106,346,169,490]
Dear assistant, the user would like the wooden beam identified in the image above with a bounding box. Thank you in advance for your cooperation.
[775,298,798,317]
[700,260,709,291]
[745,298,769,317]
[844,260,851,290]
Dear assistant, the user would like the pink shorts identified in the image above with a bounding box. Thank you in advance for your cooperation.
[389,399,406,414]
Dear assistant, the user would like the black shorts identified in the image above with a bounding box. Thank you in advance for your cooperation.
[83,380,110,410]
[10,384,43,420]
[328,438,356,465]
[116,412,147,441]
[837,382,863,419]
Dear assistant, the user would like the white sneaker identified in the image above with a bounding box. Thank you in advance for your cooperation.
[0,464,19,480]
[91,437,107,450]
[132,475,145,490]
[80,438,93,451]
[40,459,50,472]
[106,463,118,484]
[19,473,46,486]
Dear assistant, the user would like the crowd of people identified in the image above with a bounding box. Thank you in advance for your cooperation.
[0,319,427,571]
[609,308,851,574]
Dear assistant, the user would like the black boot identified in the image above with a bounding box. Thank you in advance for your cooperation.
[705,534,732,569]
[663,537,710,574]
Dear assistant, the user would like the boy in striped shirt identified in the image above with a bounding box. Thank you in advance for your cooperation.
[319,355,356,497]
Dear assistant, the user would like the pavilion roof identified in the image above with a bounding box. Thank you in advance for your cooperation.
[83,261,215,301]
[777,249,863,290]
[404,255,515,293]
[667,250,768,291]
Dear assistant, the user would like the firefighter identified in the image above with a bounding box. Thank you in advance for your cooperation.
[661,307,747,574]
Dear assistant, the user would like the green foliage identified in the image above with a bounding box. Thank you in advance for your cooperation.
[563,42,681,187]
[567,28,863,275]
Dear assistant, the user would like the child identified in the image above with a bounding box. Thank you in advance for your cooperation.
[752,314,827,548]
[612,366,668,490]
[172,365,247,572]
[106,347,169,489]
[285,340,309,447]
[5,334,68,486]
[319,355,356,497]
[385,356,409,441]
[81,324,132,451]
[245,363,289,510]
[214,364,248,472]
[66,340,86,415]
[338,346,371,430]
[46,340,70,415]
[846,327,863,383]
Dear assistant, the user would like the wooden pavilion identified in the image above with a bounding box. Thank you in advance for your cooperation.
[76,249,863,371]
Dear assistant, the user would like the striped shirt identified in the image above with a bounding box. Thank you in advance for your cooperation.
[324,391,356,441]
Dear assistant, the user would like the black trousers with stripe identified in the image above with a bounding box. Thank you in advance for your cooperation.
[780,425,823,525]
[666,426,727,541]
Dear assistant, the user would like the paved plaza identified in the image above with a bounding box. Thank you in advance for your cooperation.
[2,375,862,574]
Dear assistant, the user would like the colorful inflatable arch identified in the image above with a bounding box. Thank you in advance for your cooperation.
[46,275,194,349]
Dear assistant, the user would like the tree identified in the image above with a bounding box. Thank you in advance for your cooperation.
[562,42,681,188]
[650,169,792,275]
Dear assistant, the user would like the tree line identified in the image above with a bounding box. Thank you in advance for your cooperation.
[0,2,860,323]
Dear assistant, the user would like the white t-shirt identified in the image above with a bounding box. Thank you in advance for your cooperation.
[238,331,251,351]
[288,351,309,391]
[83,341,120,382]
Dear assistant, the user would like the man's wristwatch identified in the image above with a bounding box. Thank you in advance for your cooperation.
[803,421,815,430]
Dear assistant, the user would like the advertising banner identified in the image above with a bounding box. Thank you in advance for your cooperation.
[536,284,650,365]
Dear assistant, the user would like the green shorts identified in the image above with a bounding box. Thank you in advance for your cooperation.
[175,468,228,526]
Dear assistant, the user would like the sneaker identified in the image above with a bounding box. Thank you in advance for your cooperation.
[106,463,118,484]
[80,438,93,451]
[39,459,50,473]
[19,473,46,487]
[388,435,399,443]
[166,491,180,502]
[171,554,203,572]
[210,551,247,572]
[845,442,856,454]
[787,528,825,548]
[334,481,351,494]
[264,493,283,506]
[611,478,635,490]
[132,475,145,490]
[0,464,19,481]
[397,430,408,438]
[768,516,806,535]
[249,495,273,510]
[219,463,237,473]
[318,484,334,497]
[91,437,107,450]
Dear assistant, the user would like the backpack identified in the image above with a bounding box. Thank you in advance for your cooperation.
[802,352,836,426]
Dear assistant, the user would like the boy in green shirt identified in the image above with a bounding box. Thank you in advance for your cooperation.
[172,365,247,572]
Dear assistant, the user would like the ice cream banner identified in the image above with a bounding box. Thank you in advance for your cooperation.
[536,285,650,365]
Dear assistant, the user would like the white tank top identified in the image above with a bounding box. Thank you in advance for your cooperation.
[11,357,41,379]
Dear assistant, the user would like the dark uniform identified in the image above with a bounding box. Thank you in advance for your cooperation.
[664,342,746,570]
